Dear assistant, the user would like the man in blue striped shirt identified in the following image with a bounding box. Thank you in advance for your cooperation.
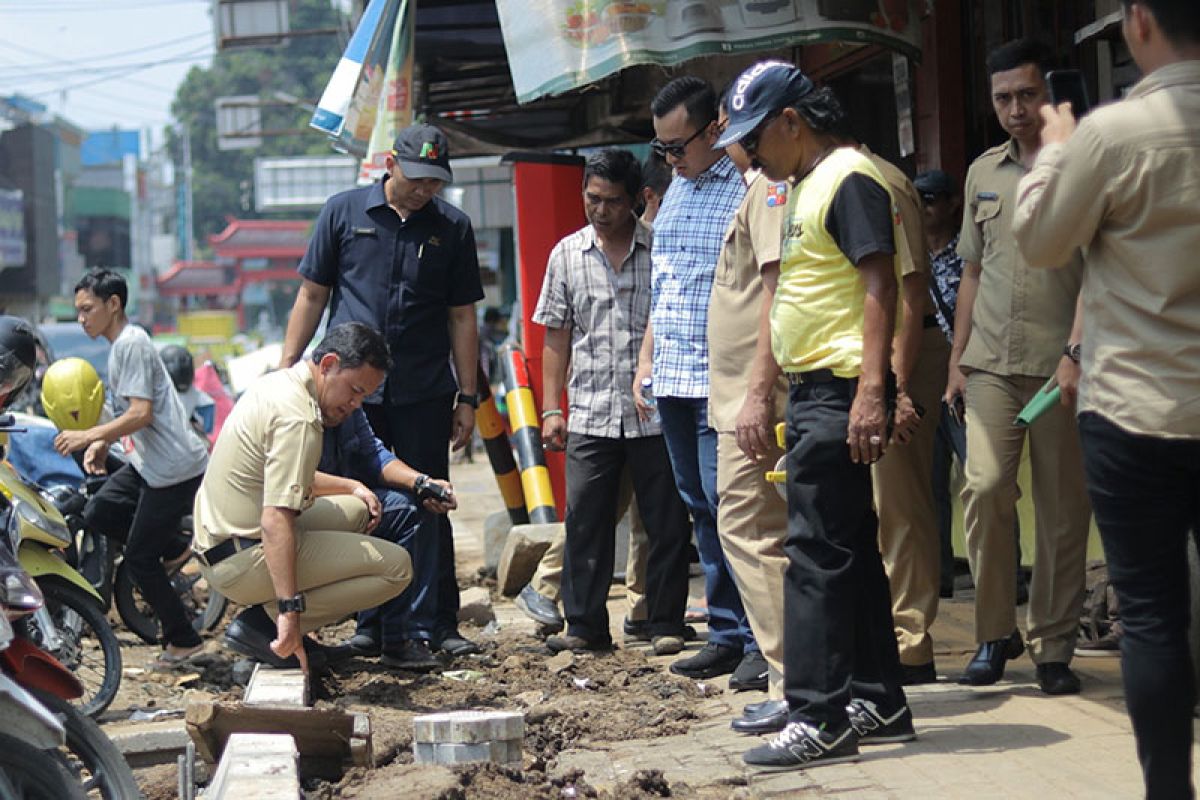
[634,76,759,685]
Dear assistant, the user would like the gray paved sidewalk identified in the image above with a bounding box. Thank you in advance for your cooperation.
[449,458,1193,799]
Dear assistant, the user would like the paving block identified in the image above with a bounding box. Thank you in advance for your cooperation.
[105,719,190,768]
[413,710,525,744]
[482,510,513,573]
[244,665,308,707]
[206,732,299,799]
[413,738,523,765]
[457,586,495,625]
[497,522,562,596]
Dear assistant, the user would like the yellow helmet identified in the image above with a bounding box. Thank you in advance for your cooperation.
[40,357,104,431]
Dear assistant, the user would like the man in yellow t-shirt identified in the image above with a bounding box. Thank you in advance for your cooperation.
[716,60,910,771]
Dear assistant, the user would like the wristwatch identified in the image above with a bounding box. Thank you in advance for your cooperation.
[1063,343,1082,364]
[454,391,480,409]
[277,593,306,614]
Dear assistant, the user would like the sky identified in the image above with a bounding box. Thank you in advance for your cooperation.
[0,0,216,147]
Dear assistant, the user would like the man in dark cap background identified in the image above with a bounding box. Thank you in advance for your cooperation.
[281,122,485,662]
[716,60,912,771]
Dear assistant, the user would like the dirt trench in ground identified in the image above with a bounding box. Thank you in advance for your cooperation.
[129,619,734,800]
[304,624,725,799]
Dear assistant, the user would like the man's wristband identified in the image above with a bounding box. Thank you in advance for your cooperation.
[541,409,563,420]
[1064,343,1081,364]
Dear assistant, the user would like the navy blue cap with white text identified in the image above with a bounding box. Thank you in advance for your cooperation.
[715,61,815,149]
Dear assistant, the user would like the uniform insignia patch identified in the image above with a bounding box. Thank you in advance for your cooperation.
[766,182,788,207]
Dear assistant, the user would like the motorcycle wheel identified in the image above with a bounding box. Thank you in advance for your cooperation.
[114,559,228,645]
[0,732,87,800]
[26,579,122,719]
[27,690,141,800]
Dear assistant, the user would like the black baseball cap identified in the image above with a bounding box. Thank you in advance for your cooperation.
[391,123,453,183]
[715,61,815,149]
[913,169,956,200]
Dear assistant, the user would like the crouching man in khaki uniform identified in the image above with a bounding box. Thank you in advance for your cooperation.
[194,322,413,672]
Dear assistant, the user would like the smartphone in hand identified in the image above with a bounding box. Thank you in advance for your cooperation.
[1047,69,1091,119]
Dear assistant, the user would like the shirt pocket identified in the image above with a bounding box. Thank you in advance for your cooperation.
[973,196,1004,251]
[713,222,738,288]
[410,238,452,300]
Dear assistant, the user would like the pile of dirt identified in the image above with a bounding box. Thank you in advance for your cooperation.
[307,627,719,797]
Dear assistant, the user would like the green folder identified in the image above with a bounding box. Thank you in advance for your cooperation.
[1015,376,1061,427]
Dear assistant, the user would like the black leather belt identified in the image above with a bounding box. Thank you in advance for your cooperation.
[923,313,939,329]
[195,536,260,568]
[785,369,839,385]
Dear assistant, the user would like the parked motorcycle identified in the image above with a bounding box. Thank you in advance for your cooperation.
[0,514,139,799]
[0,414,122,718]
[50,472,227,645]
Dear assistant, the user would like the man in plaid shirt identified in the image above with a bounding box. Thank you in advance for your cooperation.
[634,76,761,684]
[535,149,692,654]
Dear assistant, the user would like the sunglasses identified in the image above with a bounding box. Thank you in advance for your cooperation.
[740,109,782,157]
[650,123,709,159]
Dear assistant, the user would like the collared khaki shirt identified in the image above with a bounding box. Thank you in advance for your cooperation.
[1014,60,1200,439]
[707,171,790,433]
[957,139,1083,378]
[193,362,324,548]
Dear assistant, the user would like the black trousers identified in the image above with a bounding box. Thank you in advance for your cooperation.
[783,378,906,726]
[1079,411,1200,800]
[82,463,202,648]
[562,432,691,643]
[365,397,460,636]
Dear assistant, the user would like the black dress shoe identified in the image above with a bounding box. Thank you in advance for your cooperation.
[729,651,769,692]
[670,642,742,679]
[743,699,772,717]
[346,630,381,657]
[731,699,789,734]
[960,630,1024,686]
[224,606,327,670]
[381,639,443,673]
[1036,662,1081,695]
[901,661,938,685]
[436,629,481,657]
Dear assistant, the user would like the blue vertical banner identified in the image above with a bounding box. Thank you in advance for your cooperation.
[0,189,26,270]
[310,0,403,157]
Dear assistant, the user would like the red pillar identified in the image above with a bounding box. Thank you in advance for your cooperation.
[503,152,587,519]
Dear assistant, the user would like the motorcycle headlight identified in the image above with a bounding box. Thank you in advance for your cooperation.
[0,567,42,614]
[13,498,72,547]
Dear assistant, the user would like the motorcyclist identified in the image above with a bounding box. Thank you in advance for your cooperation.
[160,344,215,442]
[0,316,36,412]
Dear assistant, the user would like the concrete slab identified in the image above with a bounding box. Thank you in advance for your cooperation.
[206,733,299,799]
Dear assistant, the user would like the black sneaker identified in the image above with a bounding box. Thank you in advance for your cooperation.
[669,642,742,679]
[347,630,381,657]
[729,650,769,692]
[743,720,860,771]
[846,699,916,744]
[622,618,651,643]
[381,639,442,673]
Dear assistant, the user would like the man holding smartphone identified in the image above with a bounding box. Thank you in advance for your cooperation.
[944,38,1091,696]
[1013,1,1200,794]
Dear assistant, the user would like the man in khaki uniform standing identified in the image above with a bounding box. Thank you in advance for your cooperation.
[709,99,790,732]
[1014,1,1200,792]
[945,39,1090,694]
[195,323,413,672]
[860,148,951,686]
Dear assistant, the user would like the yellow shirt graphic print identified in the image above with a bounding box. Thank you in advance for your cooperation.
[771,147,900,379]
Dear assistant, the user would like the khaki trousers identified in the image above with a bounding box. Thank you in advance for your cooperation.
[204,496,413,634]
[962,370,1091,662]
[874,326,950,665]
[716,430,788,698]
[532,469,649,620]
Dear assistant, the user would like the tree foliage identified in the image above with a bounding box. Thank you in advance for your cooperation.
[168,0,351,245]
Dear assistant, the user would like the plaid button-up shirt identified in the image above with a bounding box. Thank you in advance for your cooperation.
[650,155,745,398]
[532,219,658,439]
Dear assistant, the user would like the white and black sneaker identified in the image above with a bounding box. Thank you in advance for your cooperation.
[846,698,916,744]
[742,720,860,771]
